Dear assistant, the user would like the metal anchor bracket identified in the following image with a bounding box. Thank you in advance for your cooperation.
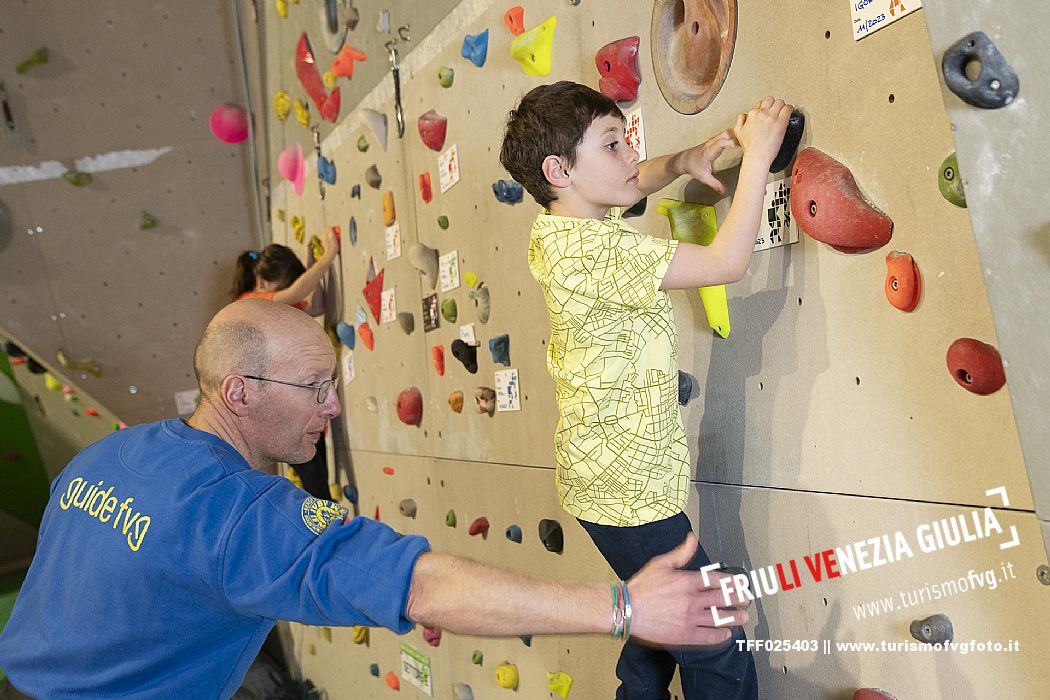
[385,25,411,138]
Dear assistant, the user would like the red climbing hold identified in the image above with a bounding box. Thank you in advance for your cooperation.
[432,345,446,376]
[357,323,374,351]
[595,37,641,102]
[468,516,490,536]
[504,6,525,35]
[853,690,898,700]
[946,338,1006,395]
[383,466,395,475]
[884,251,921,312]
[331,44,367,79]
[790,148,893,254]
[362,269,385,323]
[396,386,424,426]
[419,172,433,204]
[418,110,448,152]
[85,407,100,417]
[295,33,340,122]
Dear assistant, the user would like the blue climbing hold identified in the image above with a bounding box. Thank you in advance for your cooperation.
[505,524,522,543]
[369,663,380,677]
[351,183,361,199]
[677,370,699,406]
[336,321,356,349]
[348,216,358,246]
[489,334,511,366]
[318,156,337,185]
[520,635,532,647]
[342,484,359,504]
[492,180,523,204]
[461,28,489,68]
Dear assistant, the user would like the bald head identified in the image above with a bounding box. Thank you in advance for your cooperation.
[193,299,328,399]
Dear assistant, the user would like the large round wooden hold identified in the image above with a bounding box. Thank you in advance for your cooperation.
[651,0,737,114]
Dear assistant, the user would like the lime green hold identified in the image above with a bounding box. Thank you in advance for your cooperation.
[938,152,966,208]
[438,66,454,88]
[547,671,574,698]
[437,215,449,230]
[446,509,457,527]
[139,211,159,230]
[63,171,92,187]
[471,650,483,665]
[16,47,48,74]
[357,135,369,152]
[441,299,458,323]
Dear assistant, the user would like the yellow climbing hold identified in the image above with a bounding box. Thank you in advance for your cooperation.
[547,671,574,698]
[321,627,332,642]
[322,70,336,89]
[273,91,291,122]
[310,234,324,260]
[352,626,369,644]
[294,98,310,128]
[275,0,288,18]
[276,209,286,222]
[463,271,479,288]
[290,216,306,243]
[510,16,556,77]
[495,662,519,690]
[656,198,730,339]
[44,373,63,392]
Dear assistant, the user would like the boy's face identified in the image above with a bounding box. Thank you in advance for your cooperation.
[565,115,641,214]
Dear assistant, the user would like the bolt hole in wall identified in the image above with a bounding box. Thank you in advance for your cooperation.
[888,93,895,103]
[964,56,982,81]
[825,30,831,39]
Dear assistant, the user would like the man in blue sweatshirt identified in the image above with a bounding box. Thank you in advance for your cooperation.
[0,299,748,699]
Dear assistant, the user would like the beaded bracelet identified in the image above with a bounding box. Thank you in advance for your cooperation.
[610,580,632,641]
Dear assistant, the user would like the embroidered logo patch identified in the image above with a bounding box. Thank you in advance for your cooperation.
[300,497,349,535]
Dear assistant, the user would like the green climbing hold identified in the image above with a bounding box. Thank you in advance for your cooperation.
[438,66,454,88]
[357,135,369,152]
[938,152,966,208]
[139,211,159,230]
[63,171,92,187]
[446,509,457,527]
[441,299,458,323]
[16,47,49,74]
[437,215,449,230]
[471,650,483,665]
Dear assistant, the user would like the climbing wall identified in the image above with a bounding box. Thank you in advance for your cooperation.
[262,0,1048,697]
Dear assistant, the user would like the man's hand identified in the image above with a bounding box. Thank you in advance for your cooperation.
[675,130,738,196]
[627,534,750,646]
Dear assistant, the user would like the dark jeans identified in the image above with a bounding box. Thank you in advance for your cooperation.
[578,513,758,700]
[292,433,330,500]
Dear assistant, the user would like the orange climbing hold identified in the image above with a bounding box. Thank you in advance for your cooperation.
[884,251,921,312]
[85,408,100,417]
[790,148,893,254]
[432,345,446,376]
[382,191,396,226]
[419,172,433,204]
[946,338,1006,395]
[357,323,374,351]
[383,466,395,475]
[385,670,400,690]
[504,6,525,35]
[331,44,367,78]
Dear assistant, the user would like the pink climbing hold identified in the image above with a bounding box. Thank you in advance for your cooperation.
[396,387,424,426]
[595,37,641,102]
[209,102,249,143]
[418,110,448,152]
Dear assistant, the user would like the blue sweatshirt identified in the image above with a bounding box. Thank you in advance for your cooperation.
[0,419,429,699]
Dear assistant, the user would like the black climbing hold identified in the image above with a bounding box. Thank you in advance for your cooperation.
[351,184,361,199]
[520,635,532,647]
[451,339,479,374]
[677,370,699,406]
[624,197,647,218]
[369,663,380,677]
[4,341,26,358]
[27,357,45,374]
[942,32,1019,109]
[909,613,953,645]
[505,524,522,543]
[769,109,805,173]
[538,519,564,554]
[342,484,359,504]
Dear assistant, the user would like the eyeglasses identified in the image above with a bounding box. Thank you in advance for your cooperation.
[243,374,334,404]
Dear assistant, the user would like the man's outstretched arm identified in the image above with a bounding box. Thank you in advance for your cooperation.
[406,533,748,646]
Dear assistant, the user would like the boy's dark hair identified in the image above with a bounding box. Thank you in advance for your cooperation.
[229,244,307,300]
[500,81,624,209]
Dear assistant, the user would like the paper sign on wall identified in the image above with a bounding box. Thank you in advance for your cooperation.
[380,288,397,324]
[851,0,921,41]
[341,350,355,385]
[399,643,433,695]
[754,177,799,253]
[624,108,647,161]
[495,369,521,412]
[385,222,402,260]
[422,294,440,332]
[439,250,460,292]
[459,323,478,346]
[438,144,460,193]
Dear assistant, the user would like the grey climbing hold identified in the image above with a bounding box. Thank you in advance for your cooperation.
[409,242,440,290]
[365,164,382,189]
[399,498,417,518]
[469,284,490,323]
[909,613,953,645]
[398,312,415,335]
[505,524,522,543]
[362,108,389,151]
[538,519,564,553]
[474,387,496,416]
[489,334,510,366]
[942,32,1019,109]
[366,396,378,413]
[441,299,458,323]
[453,682,474,700]
[677,370,699,406]
[451,339,478,373]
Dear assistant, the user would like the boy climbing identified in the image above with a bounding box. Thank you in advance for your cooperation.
[500,81,793,700]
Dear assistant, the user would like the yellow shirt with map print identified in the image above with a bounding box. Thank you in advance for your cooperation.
[528,207,691,527]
